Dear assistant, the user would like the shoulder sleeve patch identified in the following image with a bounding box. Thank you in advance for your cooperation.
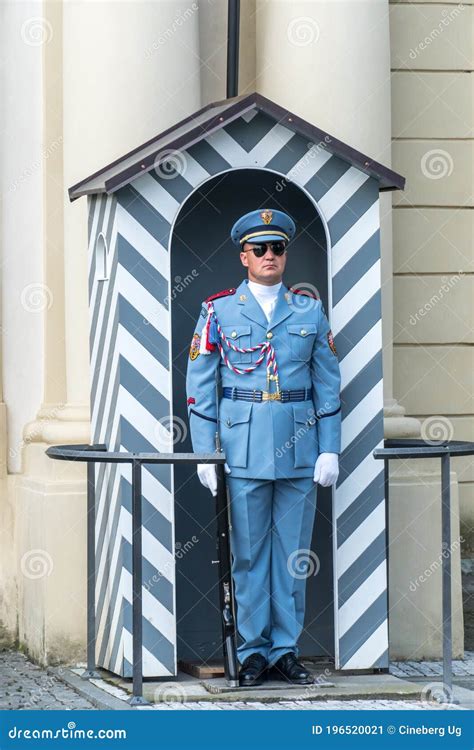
[189,332,201,360]
[205,287,237,303]
[327,330,337,357]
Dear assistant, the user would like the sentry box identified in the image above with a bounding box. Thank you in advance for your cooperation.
[69,92,405,678]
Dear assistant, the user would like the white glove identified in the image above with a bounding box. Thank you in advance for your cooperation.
[313,452,339,487]
[197,462,231,495]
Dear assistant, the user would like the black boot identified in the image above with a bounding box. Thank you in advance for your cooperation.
[239,653,268,687]
[272,652,314,684]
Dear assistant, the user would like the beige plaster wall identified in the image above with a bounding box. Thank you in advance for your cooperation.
[390,0,474,551]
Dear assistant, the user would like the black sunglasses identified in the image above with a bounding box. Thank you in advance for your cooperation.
[243,241,287,258]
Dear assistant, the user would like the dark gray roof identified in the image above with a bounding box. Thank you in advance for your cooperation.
[68,92,405,201]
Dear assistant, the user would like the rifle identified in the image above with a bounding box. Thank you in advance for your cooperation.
[213,429,239,687]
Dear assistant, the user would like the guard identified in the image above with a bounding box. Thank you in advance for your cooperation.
[186,208,341,686]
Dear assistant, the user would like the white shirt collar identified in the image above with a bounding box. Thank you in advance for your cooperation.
[247,279,282,297]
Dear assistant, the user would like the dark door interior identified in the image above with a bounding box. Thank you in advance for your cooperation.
[170,167,334,665]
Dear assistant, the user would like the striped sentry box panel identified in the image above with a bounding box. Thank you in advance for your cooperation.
[87,108,387,675]
[88,192,176,678]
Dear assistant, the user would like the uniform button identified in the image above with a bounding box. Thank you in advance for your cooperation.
[300,329,307,336]
[266,331,273,339]
[226,418,231,426]
[231,331,237,338]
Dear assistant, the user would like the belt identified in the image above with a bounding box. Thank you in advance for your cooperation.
[222,386,312,403]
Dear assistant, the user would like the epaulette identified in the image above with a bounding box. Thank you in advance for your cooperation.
[205,287,236,302]
[290,286,319,300]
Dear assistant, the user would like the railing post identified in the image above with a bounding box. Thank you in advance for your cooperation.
[372,441,461,706]
[81,461,99,680]
[383,457,390,649]
[128,458,150,706]
[441,451,454,700]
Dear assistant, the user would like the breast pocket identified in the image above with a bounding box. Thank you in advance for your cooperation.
[293,404,318,468]
[286,323,317,361]
[221,325,252,364]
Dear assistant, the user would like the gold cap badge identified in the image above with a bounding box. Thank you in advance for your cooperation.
[260,210,273,225]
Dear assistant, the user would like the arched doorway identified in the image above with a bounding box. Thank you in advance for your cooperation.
[170,168,335,665]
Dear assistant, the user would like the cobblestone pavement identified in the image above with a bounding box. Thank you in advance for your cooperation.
[390,652,474,679]
[0,649,471,710]
[136,699,463,710]
[0,651,96,710]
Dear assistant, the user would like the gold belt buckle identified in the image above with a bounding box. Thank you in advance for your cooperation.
[263,372,281,401]
[262,391,281,401]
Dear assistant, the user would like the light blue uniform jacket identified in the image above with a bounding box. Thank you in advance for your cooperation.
[185,278,341,480]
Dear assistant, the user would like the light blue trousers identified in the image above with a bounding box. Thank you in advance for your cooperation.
[226,475,317,666]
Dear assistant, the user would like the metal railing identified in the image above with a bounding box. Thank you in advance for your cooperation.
[373,438,474,703]
[46,438,472,705]
[46,444,235,706]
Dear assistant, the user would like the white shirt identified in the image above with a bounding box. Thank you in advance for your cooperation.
[247,279,282,322]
